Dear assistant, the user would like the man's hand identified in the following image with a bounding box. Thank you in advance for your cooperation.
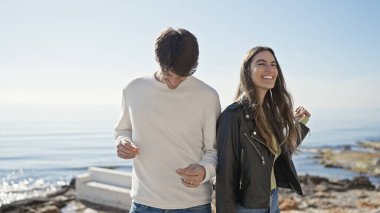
[116,138,139,159]
[176,164,206,188]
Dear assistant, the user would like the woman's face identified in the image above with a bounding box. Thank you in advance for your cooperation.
[250,50,278,95]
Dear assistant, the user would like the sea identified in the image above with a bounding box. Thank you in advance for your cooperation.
[1,104,380,206]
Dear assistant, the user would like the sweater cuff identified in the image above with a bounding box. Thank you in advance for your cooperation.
[299,116,309,125]
[199,162,215,184]
[115,135,132,145]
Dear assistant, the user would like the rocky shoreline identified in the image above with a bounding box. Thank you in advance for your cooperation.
[2,141,380,213]
[278,175,380,213]
[316,141,380,176]
[1,174,379,213]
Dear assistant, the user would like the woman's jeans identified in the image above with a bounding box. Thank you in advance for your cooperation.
[129,202,211,213]
[237,189,280,213]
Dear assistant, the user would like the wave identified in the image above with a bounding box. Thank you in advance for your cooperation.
[0,164,132,206]
[0,178,67,206]
[0,156,31,161]
[0,164,131,174]
[333,126,380,132]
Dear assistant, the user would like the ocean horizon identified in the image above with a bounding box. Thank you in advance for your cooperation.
[1,104,380,206]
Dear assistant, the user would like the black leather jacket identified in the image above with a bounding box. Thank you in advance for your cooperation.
[216,102,310,213]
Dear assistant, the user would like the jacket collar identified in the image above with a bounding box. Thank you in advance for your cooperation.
[240,100,256,121]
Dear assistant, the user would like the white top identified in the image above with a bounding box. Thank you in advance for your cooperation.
[114,73,221,209]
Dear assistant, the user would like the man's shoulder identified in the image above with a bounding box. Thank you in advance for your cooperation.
[190,76,218,97]
[123,75,152,91]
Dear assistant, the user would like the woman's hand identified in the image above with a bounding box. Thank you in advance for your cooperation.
[295,106,311,123]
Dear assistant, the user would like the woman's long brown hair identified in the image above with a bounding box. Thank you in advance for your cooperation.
[235,46,300,155]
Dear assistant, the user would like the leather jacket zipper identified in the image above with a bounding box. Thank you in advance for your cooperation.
[244,132,276,208]
[239,148,244,190]
[243,133,265,165]
[251,132,276,155]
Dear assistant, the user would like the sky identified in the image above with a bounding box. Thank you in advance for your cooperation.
[1,0,380,114]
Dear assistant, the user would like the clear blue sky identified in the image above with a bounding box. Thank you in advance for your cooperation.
[1,0,380,110]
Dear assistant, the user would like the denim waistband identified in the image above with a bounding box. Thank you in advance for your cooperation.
[270,188,278,195]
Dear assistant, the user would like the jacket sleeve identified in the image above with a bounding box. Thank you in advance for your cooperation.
[216,110,240,213]
[296,122,310,147]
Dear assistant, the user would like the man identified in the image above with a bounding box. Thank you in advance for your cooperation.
[114,27,221,213]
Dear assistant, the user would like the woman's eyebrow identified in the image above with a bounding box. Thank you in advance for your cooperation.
[255,59,267,63]
[255,59,276,64]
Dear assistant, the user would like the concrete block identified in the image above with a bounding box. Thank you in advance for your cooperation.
[75,167,132,210]
[88,167,132,188]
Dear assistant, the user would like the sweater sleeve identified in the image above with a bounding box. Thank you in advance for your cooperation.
[114,87,133,144]
[199,93,221,183]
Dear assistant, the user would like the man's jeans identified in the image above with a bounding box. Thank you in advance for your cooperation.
[129,202,211,213]
[237,188,280,213]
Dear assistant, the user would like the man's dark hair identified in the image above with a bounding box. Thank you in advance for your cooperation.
[155,28,199,77]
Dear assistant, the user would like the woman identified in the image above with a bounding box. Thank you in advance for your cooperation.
[216,46,311,213]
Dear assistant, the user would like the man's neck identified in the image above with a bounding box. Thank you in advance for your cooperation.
[154,71,164,83]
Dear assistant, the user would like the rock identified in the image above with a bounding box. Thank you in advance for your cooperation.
[326,207,353,213]
[352,161,370,173]
[347,176,375,190]
[357,199,380,209]
[314,191,334,198]
[299,175,329,185]
[334,178,351,186]
[372,158,380,166]
[284,175,380,212]
[306,198,332,209]
[279,197,298,210]
[35,205,60,213]
[323,163,341,168]
[318,149,380,176]
[342,145,351,151]
[359,141,380,151]
[212,191,216,213]
[51,195,72,208]
[314,184,328,192]
[0,197,48,212]
[374,167,380,176]
[20,207,37,213]
[0,179,75,213]
[61,200,125,213]
[357,192,368,199]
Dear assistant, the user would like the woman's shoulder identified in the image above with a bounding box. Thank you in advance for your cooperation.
[224,101,243,112]
[217,102,244,129]
[220,101,257,122]
[219,102,244,120]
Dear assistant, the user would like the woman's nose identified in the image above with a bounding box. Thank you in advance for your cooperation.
[265,64,273,71]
